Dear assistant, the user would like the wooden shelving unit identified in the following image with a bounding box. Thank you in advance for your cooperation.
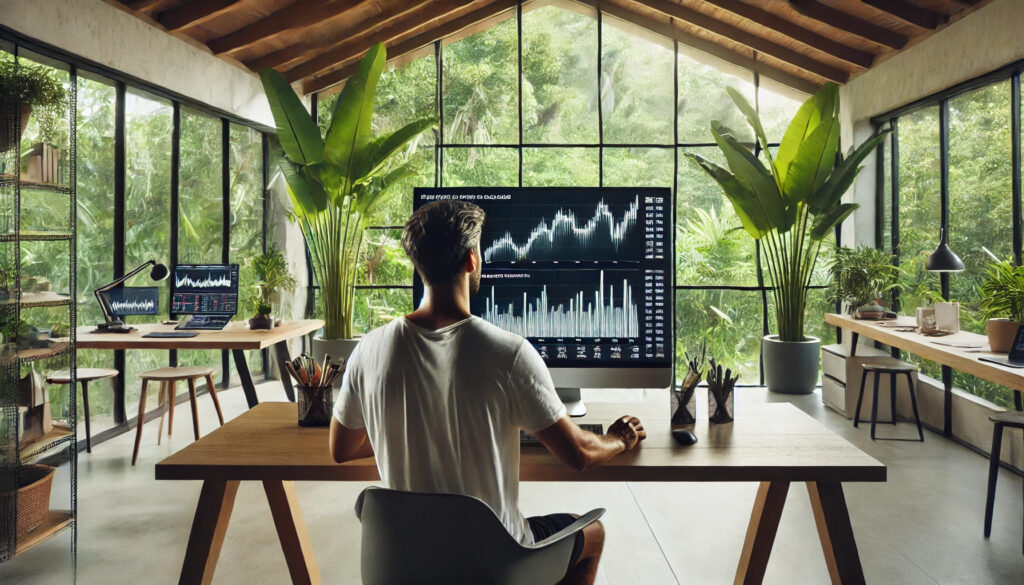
[18,426,74,463]
[14,511,73,556]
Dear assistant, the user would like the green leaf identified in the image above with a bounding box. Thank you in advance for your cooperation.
[710,122,792,232]
[279,158,326,213]
[783,112,839,205]
[809,130,890,213]
[774,83,837,185]
[324,43,387,176]
[725,86,771,159]
[259,69,323,165]
[810,202,857,240]
[684,153,769,239]
[356,116,437,179]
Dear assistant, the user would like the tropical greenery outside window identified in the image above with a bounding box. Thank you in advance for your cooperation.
[880,72,1023,408]
[311,0,812,385]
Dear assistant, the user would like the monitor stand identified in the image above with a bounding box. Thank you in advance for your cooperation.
[556,387,587,417]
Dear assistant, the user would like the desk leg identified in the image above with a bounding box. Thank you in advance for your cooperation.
[264,480,321,585]
[734,480,789,585]
[178,480,239,585]
[232,349,259,409]
[273,341,296,402]
[807,482,866,585]
[849,332,859,356]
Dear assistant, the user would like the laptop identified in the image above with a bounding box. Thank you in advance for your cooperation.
[979,324,1024,368]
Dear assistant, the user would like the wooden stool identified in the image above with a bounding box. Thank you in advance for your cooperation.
[46,368,119,453]
[131,366,223,465]
[983,410,1024,554]
[854,360,923,441]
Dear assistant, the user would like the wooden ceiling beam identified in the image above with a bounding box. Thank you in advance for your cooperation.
[593,1,820,95]
[158,0,242,31]
[246,0,434,72]
[700,0,873,69]
[788,0,907,50]
[207,0,367,56]
[125,0,174,12]
[633,0,848,83]
[304,0,518,95]
[283,0,470,83]
[860,0,944,30]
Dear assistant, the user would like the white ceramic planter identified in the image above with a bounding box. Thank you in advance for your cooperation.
[762,335,821,395]
[311,336,359,388]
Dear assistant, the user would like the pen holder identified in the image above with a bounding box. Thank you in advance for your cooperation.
[671,374,701,426]
[706,359,738,424]
[297,385,333,427]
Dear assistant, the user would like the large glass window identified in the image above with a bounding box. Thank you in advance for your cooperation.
[600,16,674,144]
[230,123,265,372]
[178,109,223,264]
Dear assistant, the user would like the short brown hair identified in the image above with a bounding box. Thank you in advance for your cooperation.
[402,200,485,286]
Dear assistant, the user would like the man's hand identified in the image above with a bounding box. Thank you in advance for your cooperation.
[607,415,646,451]
[534,414,646,472]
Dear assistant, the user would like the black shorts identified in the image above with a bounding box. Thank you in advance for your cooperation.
[527,513,585,571]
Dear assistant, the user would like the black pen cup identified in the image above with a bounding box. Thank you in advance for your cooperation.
[297,385,333,427]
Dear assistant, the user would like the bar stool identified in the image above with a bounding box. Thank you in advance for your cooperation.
[854,360,924,441]
[983,410,1024,553]
[131,366,223,465]
[46,368,119,453]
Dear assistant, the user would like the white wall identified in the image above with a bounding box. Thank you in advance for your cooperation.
[0,0,273,126]
[839,0,1024,246]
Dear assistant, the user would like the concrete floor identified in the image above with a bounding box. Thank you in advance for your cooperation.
[1,382,1022,585]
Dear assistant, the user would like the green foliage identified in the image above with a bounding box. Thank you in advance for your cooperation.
[827,246,900,311]
[687,83,889,341]
[261,43,436,339]
[0,59,66,111]
[979,259,1024,323]
[249,243,296,316]
[0,316,30,343]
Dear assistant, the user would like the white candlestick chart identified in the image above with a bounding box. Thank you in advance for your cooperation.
[483,196,640,263]
[481,271,639,338]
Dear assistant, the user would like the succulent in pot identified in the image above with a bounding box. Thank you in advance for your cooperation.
[248,244,297,330]
[979,257,1024,353]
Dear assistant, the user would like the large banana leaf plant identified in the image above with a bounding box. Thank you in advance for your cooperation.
[686,82,889,342]
[260,43,436,340]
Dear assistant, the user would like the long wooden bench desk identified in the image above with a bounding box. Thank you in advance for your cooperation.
[77,319,324,418]
[825,313,1024,434]
[156,401,886,585]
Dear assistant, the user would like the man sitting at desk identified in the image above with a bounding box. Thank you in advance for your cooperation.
[329,200,646,585]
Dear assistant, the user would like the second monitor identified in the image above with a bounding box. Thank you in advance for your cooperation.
[171,264,239,330]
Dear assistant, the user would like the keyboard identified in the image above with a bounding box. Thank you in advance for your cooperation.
[520,423,604,447]
[143,331,199,338]
[176,315,232,330]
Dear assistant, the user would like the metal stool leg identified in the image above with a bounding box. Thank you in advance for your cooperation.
[870,371,880,440]
[187,377,201,441]
[890,372,897,425]
[205,374,224,426]
[80,380,91,453]
[854,369,869,428]
[131,379,149,466]
[906,372,923,441]
[985,423,1004,538]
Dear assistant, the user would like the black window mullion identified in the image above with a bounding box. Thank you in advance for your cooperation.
[169,102,180,368]
[113,80,127,425]
[437,41,444,187]
[517,1,523,188]
[890,120,901,316]
[939,99,951,301]
[1012,72,1022,266]
[261,131,270,379]
[221,118,231,388]
[597,9,603,187]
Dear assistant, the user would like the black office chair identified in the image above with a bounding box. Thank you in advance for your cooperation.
[355,486,603,585]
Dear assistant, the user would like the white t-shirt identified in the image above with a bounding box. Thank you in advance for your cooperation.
[333,315,566,545]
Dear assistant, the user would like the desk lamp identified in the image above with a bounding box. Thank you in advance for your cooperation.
[94,260,169,333]
[925,228,964,272]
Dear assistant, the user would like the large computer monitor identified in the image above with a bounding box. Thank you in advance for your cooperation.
[101,286,160,319]
[170,264,239,316]
[413,187,673,415]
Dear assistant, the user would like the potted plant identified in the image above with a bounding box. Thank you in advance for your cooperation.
[687,82,889,394]
[0,59,66,154]
[260,43,436,362]
[827,246,900,318]
[979,258,1024,352]
[248,243,297,330]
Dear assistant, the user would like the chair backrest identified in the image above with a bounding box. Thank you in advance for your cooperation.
[355,487,576,585]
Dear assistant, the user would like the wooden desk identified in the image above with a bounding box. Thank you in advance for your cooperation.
[77,320,323,413]
[157,402,886,585]
[825,313,1024,432]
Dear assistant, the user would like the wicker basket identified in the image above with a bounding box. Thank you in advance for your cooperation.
[15,464,54,536]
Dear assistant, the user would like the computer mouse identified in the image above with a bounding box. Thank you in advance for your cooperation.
[672,428,698,446]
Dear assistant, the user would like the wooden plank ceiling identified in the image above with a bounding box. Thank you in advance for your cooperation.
[106,0,993,96]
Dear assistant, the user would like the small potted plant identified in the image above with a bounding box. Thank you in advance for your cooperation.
[0,60,66,153]
[248,243,297,330]
[827,246,900,319]
[979,257,1024,352]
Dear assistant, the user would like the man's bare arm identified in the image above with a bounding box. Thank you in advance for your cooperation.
[533,415,645,471]
[329,417,374,463]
